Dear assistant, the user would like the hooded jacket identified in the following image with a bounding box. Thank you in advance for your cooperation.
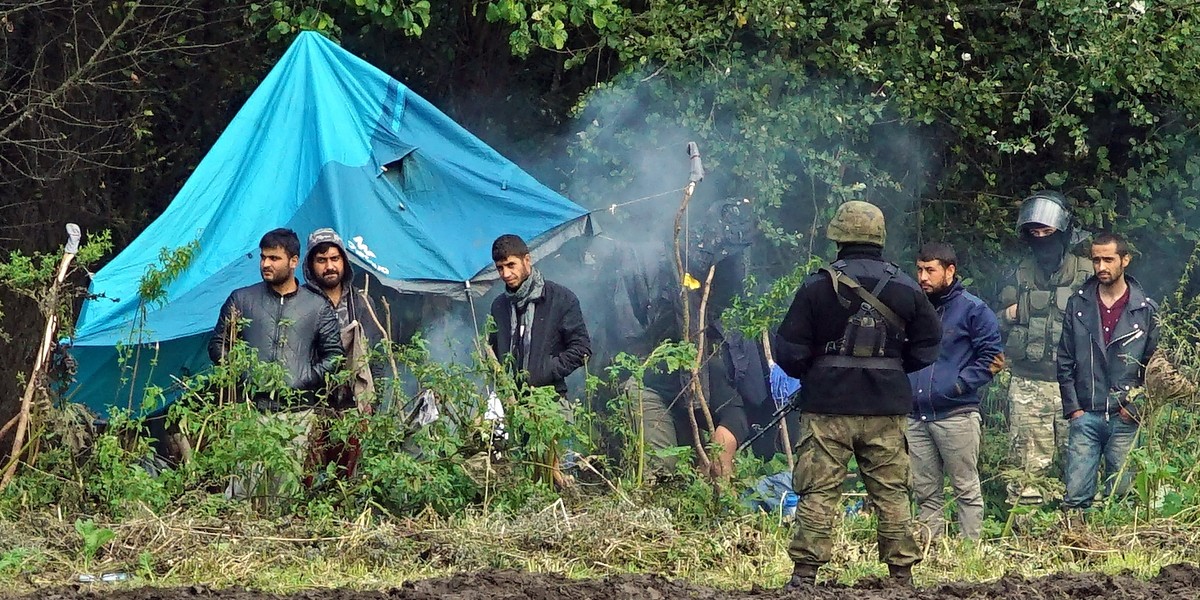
[775,244,942,416]
[1057,275,1158,418]
[909,278,1004,421]
[302,231,386,364]
[208,281,344,407]
[489,277,591,395]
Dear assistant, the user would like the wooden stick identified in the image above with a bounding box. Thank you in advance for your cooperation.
[672,182,710,473]
[693,263,717,436]
[1,243,78,490]
[361,293,401,387]
[761,331,794,471]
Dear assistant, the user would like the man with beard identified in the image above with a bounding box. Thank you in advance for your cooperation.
[302,228,388,481]
[488,234,591,486]
[1058,232,1157,518]
[489,234,591,395]
[998,191,1092,504]
[208,228,343,503]
[909,242,1004,541]
[775,201,941,587]
[210,228,343,404]
[303,228,386,409]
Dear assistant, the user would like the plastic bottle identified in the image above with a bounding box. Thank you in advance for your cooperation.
[781,492,799,519]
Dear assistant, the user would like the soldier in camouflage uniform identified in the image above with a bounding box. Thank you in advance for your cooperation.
[775,201,942,588]
[998,191,1092,504]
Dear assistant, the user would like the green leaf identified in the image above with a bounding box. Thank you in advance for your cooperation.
[1161,491,1184,516]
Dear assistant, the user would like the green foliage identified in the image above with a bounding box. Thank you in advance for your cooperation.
[723,254,825,339]
[600,341,696,484]
[0,229,112,340]
[137,240,200,309]
[0,548,39,579]
[0,229,111,293]
[478,0,1200,296]
[86,422,176,515]
[249,0,433,41]
[485,0,624,56]
[73,518,116,571]
[249,1,343,41]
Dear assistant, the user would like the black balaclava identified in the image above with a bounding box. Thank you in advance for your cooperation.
[1028,230,1069,276]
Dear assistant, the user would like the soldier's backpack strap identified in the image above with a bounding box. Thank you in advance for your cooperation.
[821,260,852,309]
[819,262,904,331]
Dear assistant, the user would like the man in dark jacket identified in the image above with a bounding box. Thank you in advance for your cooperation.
[302,227,388,481]
[303,227,387,409]
[908,242,1004,541]
[488,234,591,396]
[1058,232,1157,515]
[209,228,344,410]
[208,228,343,504]
[775,201,941,588]
[488,234,591,488]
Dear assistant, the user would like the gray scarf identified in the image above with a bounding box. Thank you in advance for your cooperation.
[506,267,545,370]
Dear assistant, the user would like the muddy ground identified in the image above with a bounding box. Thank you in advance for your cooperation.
[10,564,1200,600]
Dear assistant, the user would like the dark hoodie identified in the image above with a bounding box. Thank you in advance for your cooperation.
[303,229,386,386]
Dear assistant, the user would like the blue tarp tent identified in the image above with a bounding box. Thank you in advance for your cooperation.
[69,31,590,417]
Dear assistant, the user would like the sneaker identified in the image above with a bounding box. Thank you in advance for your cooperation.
[1006,483,1045,506]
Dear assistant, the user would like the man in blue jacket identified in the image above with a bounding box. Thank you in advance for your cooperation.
[909,243,1004,540]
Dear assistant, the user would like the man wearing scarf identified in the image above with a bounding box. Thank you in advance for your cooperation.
[998,191,1093,505]
[488,234,592,482]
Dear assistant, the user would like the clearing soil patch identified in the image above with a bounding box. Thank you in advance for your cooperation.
[8,564,1200,600]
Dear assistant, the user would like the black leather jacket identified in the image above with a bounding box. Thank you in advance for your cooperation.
[209,281,344,401]
[1057,276,1158,418]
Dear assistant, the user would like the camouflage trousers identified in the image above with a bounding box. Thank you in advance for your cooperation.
[789,414,920,569]
[1007,374,1068,502]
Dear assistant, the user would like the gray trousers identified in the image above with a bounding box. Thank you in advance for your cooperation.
[621,378,679,472]
[907,412,984,540]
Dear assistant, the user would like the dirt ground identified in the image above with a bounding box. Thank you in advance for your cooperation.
[9,564,1200,600]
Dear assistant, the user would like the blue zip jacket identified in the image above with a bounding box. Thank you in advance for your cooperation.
[909,279,1004,421]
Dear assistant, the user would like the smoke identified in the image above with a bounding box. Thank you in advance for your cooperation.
[405,61,955,395]
[419,295,481,366]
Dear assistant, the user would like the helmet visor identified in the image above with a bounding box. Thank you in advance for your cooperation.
[1017,195,1070,235]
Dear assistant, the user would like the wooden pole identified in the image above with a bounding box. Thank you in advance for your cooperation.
[1,226,81,490]
[761,331,794,471]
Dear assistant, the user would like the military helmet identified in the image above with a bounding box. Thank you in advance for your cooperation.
[1017,190,1072,239]
[826,200,886,246]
